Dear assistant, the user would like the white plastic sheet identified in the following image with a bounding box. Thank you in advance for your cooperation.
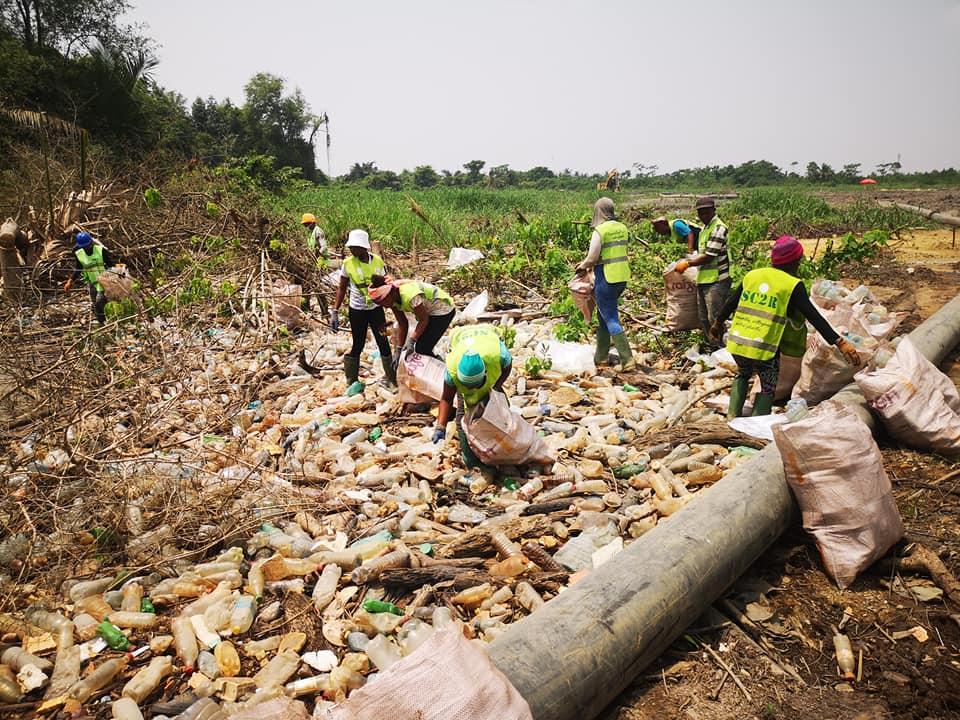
[446,247,485,269]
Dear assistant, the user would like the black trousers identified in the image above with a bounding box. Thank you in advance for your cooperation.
[348,306,392,359]
[414,310,455,358]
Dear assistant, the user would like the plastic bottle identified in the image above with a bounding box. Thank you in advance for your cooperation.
[573,479,608,495]
[397,618,434,656]
[312,564,342,611]
[252,651,301,689]
[181,582,234,617]
[203,592,238,632]
[345,381,365,397]
[68,656,128,702]
[172,698,226,720]
[648,470,673,500]
[785,398,809,422]
[246,561,265,600]
[94,620,130,651]
[214,641,240,678]
[285,674,330,697]
[197,650,220,679]
[67,577,114,602]
[490,555,528,577]
[538,481,573,502]
[189,614,221,649]
[521,541,566,573]
[342,427,366,445]
[662,443,692,464]
[365,634,402,671]
[45,644,81,700]
[26,608,74,648]
[108,611,159,629]
[446,504,486,525]
[171,615,199,672]
[122,655,173,703]
[480,585,515,610]
[517,477,543,500]
[112,696,144,720]
[350,550,409,584]
[833,632,856,680]
[229,595,257,636]
[451,583,493,607]
[431,606,453,630]
[0,672,21,704]
[75,593,114,621]
[361,598,404,615]
[120,582,143,612]
[514,581,545,611]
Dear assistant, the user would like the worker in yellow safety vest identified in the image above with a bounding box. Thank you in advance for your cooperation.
[369,279,456,362]
[652,216,701,255]
[331,229,395,389]
[430,324,513,468]
[65,231,121,325]
[575,197,634,370]
[709,235,861,418]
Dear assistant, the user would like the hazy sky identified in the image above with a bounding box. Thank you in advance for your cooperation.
[124,0,960,177]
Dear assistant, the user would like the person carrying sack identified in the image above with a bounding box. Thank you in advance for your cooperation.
[433,324,513,468]
[710,235,861,418]
[331,229,396,390]
[66,231,122,325]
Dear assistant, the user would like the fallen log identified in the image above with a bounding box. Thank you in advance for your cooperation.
[877,201,960,227]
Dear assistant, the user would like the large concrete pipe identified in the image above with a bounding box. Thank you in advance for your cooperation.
[488,293,960,720]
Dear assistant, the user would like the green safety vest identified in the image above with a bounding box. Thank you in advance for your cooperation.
[397,281,453,314]
[343,254,386,305]
[726,267,801,361]
[446,325,505,409]
[696,215,726,285]
[75,246,105,291]
[596,220,630,283]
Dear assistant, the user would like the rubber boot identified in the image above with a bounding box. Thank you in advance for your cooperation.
[751,392,775,417]
[611,332,635,371]
[594,322,611,366]
[380,353,397,389]
[727,377,749,419]
[343,354,360,385]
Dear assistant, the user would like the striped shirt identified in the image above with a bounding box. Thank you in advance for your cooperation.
[703,217,730,282]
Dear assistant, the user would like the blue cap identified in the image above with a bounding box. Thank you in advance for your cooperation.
[75,232,93,248]
[457,350,486,387]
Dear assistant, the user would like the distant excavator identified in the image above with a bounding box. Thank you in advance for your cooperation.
[596,169,620,192]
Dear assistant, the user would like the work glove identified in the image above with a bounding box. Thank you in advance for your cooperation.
[431,427,446,444]
[674,259,690,274]
[329,309,339,332]
[404,337,416,355]
[708,320,725,347]
[835,337,861,367]
[63,278,73,291]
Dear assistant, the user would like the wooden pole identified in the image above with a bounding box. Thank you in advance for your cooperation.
[877,200,960,228]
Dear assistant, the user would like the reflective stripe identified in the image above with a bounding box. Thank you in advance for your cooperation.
[726,267,800,361]
[729,334,781,355]
[736,306,786,325]
[75,246,105,290]
[597,221,630,283]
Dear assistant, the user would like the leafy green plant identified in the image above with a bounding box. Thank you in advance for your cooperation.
[524,356,552,378]
[143,187,162,208]
[501,325,516,349]
[104,298,137,322]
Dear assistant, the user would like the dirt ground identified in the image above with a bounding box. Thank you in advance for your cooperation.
[605,202,960,720]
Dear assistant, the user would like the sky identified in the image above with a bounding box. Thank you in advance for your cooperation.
[123,0,960,178]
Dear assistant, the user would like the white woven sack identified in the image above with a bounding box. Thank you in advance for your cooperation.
[663,266,699,331]
[854,336,960,455]
[396,351,446,404]
[272,282,302,328]
[98,266,135,301]
[773,400,903,589]
[323,627,533,720]
[463,390,556,466]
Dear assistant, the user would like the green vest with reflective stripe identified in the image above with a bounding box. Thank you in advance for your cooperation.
[446,325,504,408]
[344,254,386,305]
[75,246,105,290]
[726,267,801,361]
[397,281,452,314]
[697,215,726,285]
[597,220,630,283]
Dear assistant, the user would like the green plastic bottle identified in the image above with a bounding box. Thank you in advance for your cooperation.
[140,598,156,614]
[613,463,647,479]
[368,426,383,442]
[346,381,365,396]
[96,620,131,651]
[361,599,404,616]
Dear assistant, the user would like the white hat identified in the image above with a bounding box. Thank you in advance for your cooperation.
[346,229,371,250]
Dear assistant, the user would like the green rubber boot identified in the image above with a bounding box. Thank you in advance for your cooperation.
[594,322,611,366]
[343,354,360,385]
[611,332,635,371]
[727,377,750,419]
[751,392,775,417]
[380,353,397,389]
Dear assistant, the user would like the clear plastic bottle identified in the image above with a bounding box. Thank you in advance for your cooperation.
[284,674,330,698]
[229,595,257,636]
[517,477,543,500]
[246,560,265,600]
[203,592,238,633]
[573,479,608,495]
[833,632,856,680]
[397,618,434,656]
[489,555,528,577]
[181,581,234,617]
[451,583,493,607]
[446,504,486,525]
[350,550,409,584]
[112,696,144,720]
[480,584,515,610]
[213,641,240,678]
[197,650,220,679]
[120,582,144,612]
[26,608,74,648]
[171,615,199,672]
[0,672,20,704]
[75,593,114,621]
[108,611,159,629]
[312,564,341,611]
[514,581,545,611]
[122,655,173,703]
[0,644,54,672]
[68,656,128,702]
[44,644,81,700]
[785,398,809,422]
[172,698,226,720]
[189,614,221,649]
[365,634,402,671]
[67,577,114,602]
[431,606,453,630]
[252,651,301,689]
[538,482,574,502]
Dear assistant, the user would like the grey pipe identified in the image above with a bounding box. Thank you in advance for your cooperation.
[488,293,960,720]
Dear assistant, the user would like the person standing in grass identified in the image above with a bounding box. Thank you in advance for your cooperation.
[673,196,730,351]
[369,279,456,363]
[331,229,396,389]
[709,235,861,417]
[576,197,634,370]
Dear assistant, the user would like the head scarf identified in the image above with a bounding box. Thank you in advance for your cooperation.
[591,197,618,228]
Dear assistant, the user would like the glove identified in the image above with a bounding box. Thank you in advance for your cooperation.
[836,337,861,367]
[708,320,725,346]
[404,337,416,354]
[391,351,402,371]
[432,427,446,444]
[329,310,339,332]
[674,259,690,274]
[63,278,73,291]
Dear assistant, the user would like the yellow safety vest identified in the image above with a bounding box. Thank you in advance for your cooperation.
[75,246,105,291]
[397,281,453,314]
[343,254,386,305]
[726,267,801,361]
[697,215,726,285]
[446,326,505,408]
[596,221,630,283]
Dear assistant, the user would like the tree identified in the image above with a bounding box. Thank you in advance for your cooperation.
[839,163,861,183]
[805,162,821,182]
[365,170,400,191]
[345,162,378,183]
[412,165,439,188]
[463,160,485,184]
[0,0,136,56]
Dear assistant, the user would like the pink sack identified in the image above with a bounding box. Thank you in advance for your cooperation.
[568,270,595,323]
[773,400,903,589]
